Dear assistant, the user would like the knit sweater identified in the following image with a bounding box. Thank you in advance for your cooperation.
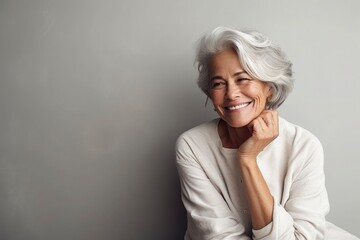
[175,117,358,240]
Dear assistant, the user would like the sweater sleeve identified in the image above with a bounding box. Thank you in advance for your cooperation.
[175,135,252,240]
[252,137,330,240]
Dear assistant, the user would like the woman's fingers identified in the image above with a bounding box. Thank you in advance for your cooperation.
[252,117,267,134]
[252,110,278,139]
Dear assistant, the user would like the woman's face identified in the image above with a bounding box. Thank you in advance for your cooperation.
[209,49,272,128]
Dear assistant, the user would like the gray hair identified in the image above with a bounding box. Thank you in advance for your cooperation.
[195,27,294,109]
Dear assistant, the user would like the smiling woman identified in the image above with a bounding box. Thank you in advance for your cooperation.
[175,27,359,239]
[210,49,272,129]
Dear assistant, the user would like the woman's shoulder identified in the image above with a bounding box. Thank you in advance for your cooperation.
[272,117,325,171]
[175,118,219,153]
[177,118,219,141]
[279,116,323,149]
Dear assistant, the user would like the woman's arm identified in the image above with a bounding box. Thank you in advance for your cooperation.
[238,158,274,230]
[236,110,278,230]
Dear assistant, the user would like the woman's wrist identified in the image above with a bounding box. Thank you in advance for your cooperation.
[237,154,257,169]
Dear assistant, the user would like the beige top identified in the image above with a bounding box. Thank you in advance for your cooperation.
[176,117,358,239]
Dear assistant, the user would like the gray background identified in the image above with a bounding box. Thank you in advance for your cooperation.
[0,0,359,239]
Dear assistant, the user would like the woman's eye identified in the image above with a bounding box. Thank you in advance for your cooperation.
[236,78,250,83]
[211,82,225,89]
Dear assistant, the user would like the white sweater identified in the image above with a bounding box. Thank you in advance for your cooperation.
[175,117,358,240]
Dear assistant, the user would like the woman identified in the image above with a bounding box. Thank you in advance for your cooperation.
[175,27,359,239]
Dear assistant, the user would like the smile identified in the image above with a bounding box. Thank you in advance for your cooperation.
[224,102,251,110]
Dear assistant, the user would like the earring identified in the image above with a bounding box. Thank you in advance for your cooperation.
[265,98,270,109]
[204,96,209,107]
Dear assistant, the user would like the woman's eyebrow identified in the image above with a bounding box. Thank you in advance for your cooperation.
[210,71,248,81]
[210,75,224,81]
[233,71,247,77]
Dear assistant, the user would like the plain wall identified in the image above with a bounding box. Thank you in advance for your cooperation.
[0,0,359,239]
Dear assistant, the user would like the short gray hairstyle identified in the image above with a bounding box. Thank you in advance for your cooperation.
[195,26,294,109]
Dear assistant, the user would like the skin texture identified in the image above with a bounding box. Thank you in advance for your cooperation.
[209,49,279,230]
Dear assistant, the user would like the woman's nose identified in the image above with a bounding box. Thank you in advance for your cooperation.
[225,83,240,100]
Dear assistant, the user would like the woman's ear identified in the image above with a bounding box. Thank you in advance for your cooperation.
[265,86,273,110]
[266,85,273,100]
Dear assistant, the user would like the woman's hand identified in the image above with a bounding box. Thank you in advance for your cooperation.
[237,110,279,160]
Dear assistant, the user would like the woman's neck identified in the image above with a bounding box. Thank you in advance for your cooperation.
[218,119,251,149]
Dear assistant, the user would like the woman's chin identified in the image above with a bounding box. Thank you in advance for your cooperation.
[223,118,251,128]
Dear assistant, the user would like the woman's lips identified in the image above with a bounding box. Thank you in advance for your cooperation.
[224,101,252,111]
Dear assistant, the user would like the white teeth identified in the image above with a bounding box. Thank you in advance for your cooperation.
[226,102,250,110]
